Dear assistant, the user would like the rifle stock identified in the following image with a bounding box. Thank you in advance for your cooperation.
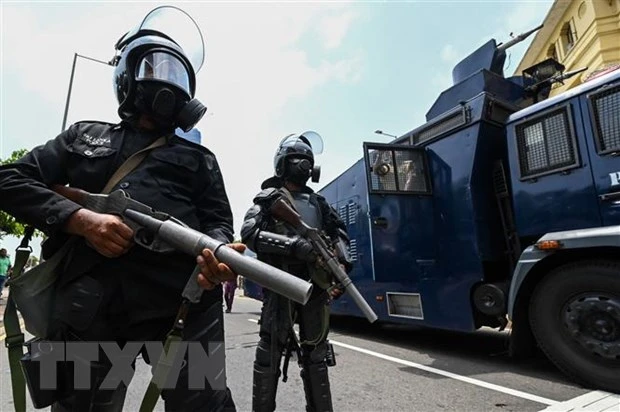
[270,199,304,231]
[52,184,89,205]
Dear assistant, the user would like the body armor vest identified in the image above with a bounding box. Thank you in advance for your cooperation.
[291,192,323,230]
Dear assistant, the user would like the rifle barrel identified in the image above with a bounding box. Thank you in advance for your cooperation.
[125,209,313,305]
[324,255,378,323]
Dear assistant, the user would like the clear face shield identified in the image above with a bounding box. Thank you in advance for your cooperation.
[136,51,191,94]
[116,5,205,74]
[278,130,324,155]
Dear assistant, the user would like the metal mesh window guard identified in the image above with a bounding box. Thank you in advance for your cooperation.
[590,86,620,154]
[370,149,397,191]
[516,108,577,178]
[395,150,428,193]
[366,145,430,194]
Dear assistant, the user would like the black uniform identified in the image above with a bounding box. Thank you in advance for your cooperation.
[241,184,351,412]
[0,119,236,411]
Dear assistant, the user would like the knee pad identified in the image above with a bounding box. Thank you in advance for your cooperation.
[302,342,327,365]
[255,338,273,367]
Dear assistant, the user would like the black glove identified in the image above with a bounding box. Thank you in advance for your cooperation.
[293,237,317,262]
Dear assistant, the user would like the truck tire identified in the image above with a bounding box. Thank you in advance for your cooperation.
[529,260,620,392]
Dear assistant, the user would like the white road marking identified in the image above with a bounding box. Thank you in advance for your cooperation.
[247,318,558,406]
[538,390,620,412]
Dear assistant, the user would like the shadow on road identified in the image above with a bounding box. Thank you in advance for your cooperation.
[328,315,575,386]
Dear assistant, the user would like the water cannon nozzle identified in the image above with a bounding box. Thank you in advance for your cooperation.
[496,23,544,53]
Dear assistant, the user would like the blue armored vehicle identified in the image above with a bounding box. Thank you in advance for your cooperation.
[245,25,620,392]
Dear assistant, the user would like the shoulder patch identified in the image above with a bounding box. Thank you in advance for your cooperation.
[78,132,111,147]
[203,152,216,170]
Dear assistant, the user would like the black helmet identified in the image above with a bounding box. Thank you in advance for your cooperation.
[273,131,323,185]
[112,6,207,132]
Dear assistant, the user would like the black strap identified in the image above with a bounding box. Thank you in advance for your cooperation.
[281,332,300,383]
[139,301,189,412]
[18,227,35,248]
[5,296,26,412]
[4,226,35,412]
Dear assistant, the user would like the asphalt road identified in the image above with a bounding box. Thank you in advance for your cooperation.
[0,291,611,411]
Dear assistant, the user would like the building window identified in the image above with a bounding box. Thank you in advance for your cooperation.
[547,43,559,61]
[560,20,577,55]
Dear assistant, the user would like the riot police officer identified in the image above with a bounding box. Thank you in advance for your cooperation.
[241,132,352,412]
[0,6,240,411]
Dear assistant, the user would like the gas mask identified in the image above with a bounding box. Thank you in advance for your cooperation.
[273,131,324,186]
[285,157,321,186]
[133,50,206,131]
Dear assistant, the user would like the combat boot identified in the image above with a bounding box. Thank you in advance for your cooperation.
[252,363,280,412]
[300,362,333,412]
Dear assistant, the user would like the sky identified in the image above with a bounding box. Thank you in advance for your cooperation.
[0,0,553,257]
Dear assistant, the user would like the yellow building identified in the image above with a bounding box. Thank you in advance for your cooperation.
[515,0,620,95]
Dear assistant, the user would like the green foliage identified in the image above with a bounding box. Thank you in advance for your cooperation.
[0,149,28,166]
[0,149,31,239]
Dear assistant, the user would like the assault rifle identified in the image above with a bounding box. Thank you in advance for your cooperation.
[270,198,378,323]
[52,185,313,305]
[525,66,588,103]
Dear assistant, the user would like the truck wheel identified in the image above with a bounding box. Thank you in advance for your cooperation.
[529,260,620,392]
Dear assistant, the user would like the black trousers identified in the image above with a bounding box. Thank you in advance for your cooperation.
[253,286,333,412]
[256,287,329,364]
[45,274,235,412]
